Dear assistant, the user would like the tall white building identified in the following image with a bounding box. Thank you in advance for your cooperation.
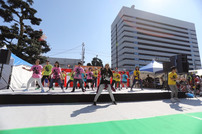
[111,6,201,71]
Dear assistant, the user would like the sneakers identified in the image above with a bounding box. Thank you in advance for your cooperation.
[41,89,45,93]
[174,98,180,102]
[62,89,65,93]
[51,87,54,90]
[23,89,28,92]
[170,98,176,103]
[113,101,117,105]
[35,87,40,90]
[93,101,96,106]
[46,89,50,92]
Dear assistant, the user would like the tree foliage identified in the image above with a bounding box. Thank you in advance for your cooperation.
[91,57,103,67]
[0,0,50,64]
[87,63,92,66]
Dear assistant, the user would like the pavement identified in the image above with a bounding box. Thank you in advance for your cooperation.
[0,96,201,130]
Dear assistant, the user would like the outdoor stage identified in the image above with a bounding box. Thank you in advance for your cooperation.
[0,87,187,104]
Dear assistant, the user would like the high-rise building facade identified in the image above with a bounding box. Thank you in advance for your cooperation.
[111,6,201,71]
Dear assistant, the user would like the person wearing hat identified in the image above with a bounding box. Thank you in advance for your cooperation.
[35,60,53,90]
[71,62,86,92]
[131,66,143,91]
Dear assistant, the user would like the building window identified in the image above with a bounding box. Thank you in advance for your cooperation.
[134,46,138,50]
[134,52,138,55]
[135,58,139,60]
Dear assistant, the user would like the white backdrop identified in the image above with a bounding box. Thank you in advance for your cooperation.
[10,65,32,89]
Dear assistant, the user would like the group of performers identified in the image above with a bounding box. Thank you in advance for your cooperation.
[22,60,118,105]
[22,59,201,105]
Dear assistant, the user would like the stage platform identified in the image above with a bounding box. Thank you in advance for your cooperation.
[0,87,186,104]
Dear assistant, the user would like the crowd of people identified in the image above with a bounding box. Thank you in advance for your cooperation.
[22,59,202,104]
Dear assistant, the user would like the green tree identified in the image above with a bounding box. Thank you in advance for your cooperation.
[87,63,92,66]
[0,0,50,64]
[91,57,103,67]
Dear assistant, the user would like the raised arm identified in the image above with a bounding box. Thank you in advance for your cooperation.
[22,67,31,71]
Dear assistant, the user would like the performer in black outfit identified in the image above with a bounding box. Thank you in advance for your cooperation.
[93,64,117,105]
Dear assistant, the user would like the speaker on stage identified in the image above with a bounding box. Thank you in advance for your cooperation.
[163,62,172,72]
[170,54,189,73]
[0,49,11,65]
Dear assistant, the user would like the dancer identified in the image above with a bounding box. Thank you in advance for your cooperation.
[112,71,117,88]
[121,71,128,89]
[61,70,67,86]
[115,70,121,90]
[22,59,45,93]
[66,70,75,89]
[131,66,143,91]
[86,67,94,90]
[47,61,64,92]
[168,66,180,103]
[36,60,53,89]
[93,67,98,87]
[71,62,86,92]
[82,71,87,89]
[93,64,116,105]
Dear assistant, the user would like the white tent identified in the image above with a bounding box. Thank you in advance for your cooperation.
[0,46,33,90]
[10,54,32,89]
[189,69,202,76]
[140,60,163,73]
[140,61,164,87]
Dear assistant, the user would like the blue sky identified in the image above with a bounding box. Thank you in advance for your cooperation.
[2,0,202,66]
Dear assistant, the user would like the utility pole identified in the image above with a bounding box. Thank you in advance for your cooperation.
[81,42,85,65]
[95,55,98,66]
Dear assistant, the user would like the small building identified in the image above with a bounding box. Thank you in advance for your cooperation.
[46,57,81,69]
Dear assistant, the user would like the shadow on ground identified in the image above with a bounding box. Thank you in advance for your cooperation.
[71,104,110,117]
[162,98,201,111]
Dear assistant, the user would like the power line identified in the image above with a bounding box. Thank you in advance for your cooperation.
[47,44,81,57]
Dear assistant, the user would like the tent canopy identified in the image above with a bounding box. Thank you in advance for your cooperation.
[140,60,163,73]
[189,69,202,76]
[11,53,32,66]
